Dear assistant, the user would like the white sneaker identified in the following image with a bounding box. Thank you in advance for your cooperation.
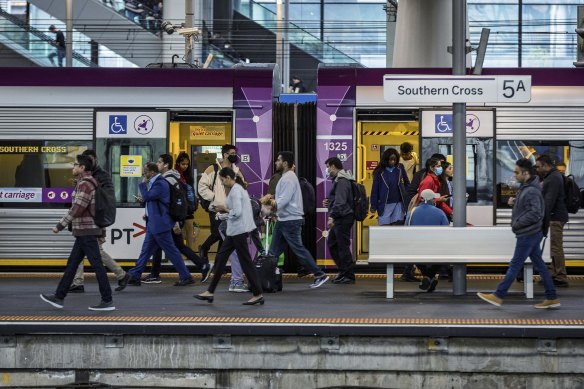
[310,275,330,289]
[229,282,250,293]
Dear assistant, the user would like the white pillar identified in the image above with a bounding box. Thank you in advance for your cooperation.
[162,0,186,63]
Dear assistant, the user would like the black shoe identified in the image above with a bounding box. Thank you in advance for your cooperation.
[553,279,569,288]
[88,300,115,311]
[243,297,265,305]
[174,277,195,286]
[201,263,211,283]
[400,273,419,282]
[68,284,85,293]
[141,275,162,284]
[194,294,214,303]
[427,277,439,293]
[115,273,130,292]
[127,277,141,287]
[199,245,208,261]
[333,276,355,285]
[40,294,64,309]
[419,276,431,291]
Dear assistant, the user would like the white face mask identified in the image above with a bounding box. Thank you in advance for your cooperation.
[325,167,331,178]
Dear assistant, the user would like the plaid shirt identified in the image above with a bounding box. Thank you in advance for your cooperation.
[56,171,101,236]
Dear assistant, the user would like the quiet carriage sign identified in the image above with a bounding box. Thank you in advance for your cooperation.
[383,75,531,104]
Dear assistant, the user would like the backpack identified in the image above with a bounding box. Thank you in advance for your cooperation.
[250,196,262,225]
[184,182,198,214]
[165,175,189,222]
[84,172,116,228]
[198,164,218,212]
[298,177,316,215]
[350,181,369,222]
[564,174,581,214]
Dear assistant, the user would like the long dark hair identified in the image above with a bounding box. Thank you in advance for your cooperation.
[373,148,400,177]
[423,157,441,179]
[175,152,194,186]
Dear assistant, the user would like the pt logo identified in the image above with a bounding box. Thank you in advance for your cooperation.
[111,222,146,244]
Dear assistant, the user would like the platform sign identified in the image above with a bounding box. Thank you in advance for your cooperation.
[120,155,142,177]
[383,75,531,104]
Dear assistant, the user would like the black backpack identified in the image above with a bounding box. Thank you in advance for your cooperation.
[298,177,316,215]
[198,164,218,212]
[165,175,189,222]
[564,174,581,214]
[350,181,369,222]
[85,171,116,228]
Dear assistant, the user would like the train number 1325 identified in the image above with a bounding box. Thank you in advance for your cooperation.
[324,141,348,151]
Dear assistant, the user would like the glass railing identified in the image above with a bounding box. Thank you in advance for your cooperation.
[235,0,360,65]
[0,8,94,67]
[206,44,241,69]
[99,0,162,36]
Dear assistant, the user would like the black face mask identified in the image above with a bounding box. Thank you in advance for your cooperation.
[227,155,238,164]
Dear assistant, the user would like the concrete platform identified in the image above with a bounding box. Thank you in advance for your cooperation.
[1,273,583,338]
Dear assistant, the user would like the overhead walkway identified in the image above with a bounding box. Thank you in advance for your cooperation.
[0,7,94,67]
[28,0,162,67]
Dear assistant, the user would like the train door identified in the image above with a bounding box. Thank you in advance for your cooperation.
[356,110,420,261]
[95,110,168,261]
[168,113,233,259]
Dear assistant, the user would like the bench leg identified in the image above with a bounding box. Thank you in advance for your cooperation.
[386,264,394,299]
[524,263,534,299]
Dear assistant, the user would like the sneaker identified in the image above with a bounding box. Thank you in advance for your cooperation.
[333,276,356,285]
[229,281,250,293]
[200,263,211,283]
[534,299,561,309]
[40,294,64,309]
[88,300,115,311]
[477,292,503,307]
[68,284,85,293]
[115,273,130,292]
[427,277,439,293]
[419,276,432,291]
[174,277,195,286]
[310,275,330,289]
[141,275,161,284]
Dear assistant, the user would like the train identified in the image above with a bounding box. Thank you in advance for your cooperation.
[0,65,583,269]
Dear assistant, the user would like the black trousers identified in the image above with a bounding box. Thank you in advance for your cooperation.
[200,211,223,253]
[207,232,262,296]
[328,214,355,279]
[151,232,207,277]
[418,265,439,279]
[55,235,112,302]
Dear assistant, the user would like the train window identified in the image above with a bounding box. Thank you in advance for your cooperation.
[496,141,584,208]
[0,140,90,208]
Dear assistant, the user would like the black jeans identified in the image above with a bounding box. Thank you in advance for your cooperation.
[55,235,112,302]
[207,232,262,296]
[151,232,207,277]
[200,211,223,253]
[328,214,355,279]
[418,265,439,279]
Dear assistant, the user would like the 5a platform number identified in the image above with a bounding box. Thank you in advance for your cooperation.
[324,141,348,151]
[497,76,531,103]
[502,80,526,99]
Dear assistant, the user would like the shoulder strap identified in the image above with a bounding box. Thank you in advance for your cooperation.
[407,206,417,226]
[210,163,219,191]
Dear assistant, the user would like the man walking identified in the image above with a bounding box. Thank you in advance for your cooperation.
[478,158,560,309]
[48,25,66,67]
[323,157,356,284]
[536,155,569,287]
[264,151,329,288]
[141,154,210,285]
[69,149,129,293]
[126,162,194,286]
[40,154,114,311]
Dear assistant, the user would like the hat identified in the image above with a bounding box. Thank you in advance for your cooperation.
[420,189,440,202]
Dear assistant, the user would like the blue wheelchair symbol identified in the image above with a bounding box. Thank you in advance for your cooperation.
[435,114,453,133]
[109,115,127,135]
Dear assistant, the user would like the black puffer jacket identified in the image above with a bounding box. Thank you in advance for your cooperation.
[511,177,545,237]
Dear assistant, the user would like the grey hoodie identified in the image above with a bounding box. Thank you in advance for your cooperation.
[511,176,545,237]
[328,169,356,220]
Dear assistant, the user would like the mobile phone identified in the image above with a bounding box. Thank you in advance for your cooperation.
[133,194,142,201]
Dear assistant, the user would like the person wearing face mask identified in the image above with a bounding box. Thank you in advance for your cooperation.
[323,157,356,284]
[417,157,452,220]
[478,159,560,309]
[198,144,245,264]
[370,148,410,226]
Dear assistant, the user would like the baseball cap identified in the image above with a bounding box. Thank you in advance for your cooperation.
[420,189,440,202]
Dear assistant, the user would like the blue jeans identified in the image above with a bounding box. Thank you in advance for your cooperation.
[128,230,192,281]
[269,219,324,277]
[55,235,112,302]
[495,232,557,300]
[48,48,65,67]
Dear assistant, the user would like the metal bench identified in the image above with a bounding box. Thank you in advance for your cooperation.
[368,226,551,299]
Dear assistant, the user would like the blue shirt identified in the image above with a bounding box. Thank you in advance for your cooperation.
[405,203,449,226]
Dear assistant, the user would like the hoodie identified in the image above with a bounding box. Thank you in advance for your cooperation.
[511,176,545,237]
[328,169,356,220]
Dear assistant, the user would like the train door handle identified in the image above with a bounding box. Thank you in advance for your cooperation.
[357,144,366,184]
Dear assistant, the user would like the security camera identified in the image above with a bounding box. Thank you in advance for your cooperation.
[161,21,175,35]
[177,27,200,36]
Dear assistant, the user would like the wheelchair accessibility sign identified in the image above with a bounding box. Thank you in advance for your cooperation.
[422,110,493,138]
[109,115,127,135]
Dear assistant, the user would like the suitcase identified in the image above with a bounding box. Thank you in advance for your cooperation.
[255,219,283,293]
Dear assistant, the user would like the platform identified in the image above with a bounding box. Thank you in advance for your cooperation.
[1,273,583,339]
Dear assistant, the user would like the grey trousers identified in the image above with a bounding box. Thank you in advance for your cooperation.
[73,236,125,286]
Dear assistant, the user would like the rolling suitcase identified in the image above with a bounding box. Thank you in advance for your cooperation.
[255,219,283,293]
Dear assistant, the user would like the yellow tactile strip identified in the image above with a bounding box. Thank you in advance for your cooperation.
[2,272,584,281]
[0,315,583,326]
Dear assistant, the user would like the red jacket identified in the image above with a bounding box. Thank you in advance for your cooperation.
[417,172,453,218]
